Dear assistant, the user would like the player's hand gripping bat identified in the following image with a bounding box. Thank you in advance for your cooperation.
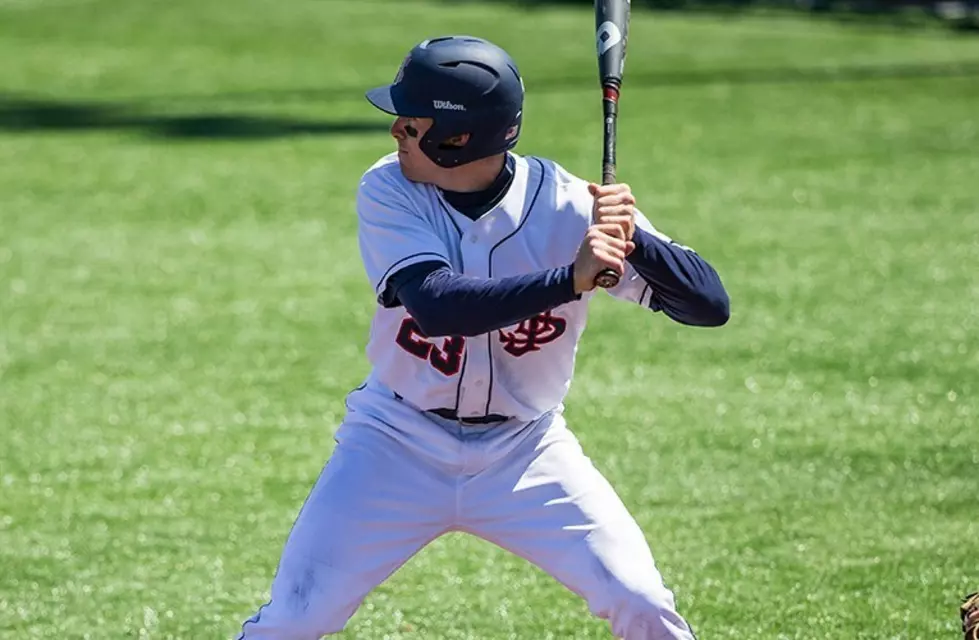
[593,0,631,289]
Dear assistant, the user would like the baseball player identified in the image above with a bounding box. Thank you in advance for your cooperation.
[238,35,729,640]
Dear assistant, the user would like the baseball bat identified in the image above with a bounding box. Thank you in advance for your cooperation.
[593,0,631,289]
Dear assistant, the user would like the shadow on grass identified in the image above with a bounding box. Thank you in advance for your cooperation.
[0,95,391,140]
[4,59,976,130]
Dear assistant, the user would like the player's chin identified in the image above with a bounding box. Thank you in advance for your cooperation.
[397,159,423,183]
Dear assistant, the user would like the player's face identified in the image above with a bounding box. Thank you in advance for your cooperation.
[390,116,439,183]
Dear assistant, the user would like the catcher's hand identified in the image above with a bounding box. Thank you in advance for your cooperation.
[962,592,979,640]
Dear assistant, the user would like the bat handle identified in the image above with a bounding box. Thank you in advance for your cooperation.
[594,84,621,289]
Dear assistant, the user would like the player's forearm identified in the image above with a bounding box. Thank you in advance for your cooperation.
[396,265,579,338]
[627,226,730,327]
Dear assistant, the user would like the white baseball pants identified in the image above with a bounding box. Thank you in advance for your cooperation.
[237,379,697,639]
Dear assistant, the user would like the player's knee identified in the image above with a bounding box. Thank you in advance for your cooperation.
[239,564,355,639]
[238,600,344,639]
[609,584,694,640]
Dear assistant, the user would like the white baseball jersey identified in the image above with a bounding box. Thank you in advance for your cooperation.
[356,151,672,422]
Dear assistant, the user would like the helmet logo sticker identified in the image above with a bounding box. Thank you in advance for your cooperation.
[433,100,466,111]
[393,56,410,84]
[505,110,522,141]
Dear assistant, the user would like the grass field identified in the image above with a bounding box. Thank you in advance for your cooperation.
[2,0,978,638]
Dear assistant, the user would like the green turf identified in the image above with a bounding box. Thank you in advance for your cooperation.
[2,0,978,638]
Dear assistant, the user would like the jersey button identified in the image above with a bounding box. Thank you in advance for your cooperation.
[469,234,478,243]
[474,379,485,387]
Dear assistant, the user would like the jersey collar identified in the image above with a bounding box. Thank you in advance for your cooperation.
[436,153,538,242]
[439,153,516,221]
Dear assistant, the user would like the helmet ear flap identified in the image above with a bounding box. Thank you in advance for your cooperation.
[419,118,475,167]
[437,133,470,150]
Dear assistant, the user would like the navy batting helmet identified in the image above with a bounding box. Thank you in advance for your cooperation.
[365,36,524,168]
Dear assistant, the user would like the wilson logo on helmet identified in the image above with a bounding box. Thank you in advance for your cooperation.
[433,100,466,111]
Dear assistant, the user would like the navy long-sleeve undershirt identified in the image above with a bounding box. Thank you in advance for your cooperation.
[627,226,730,327]
[383,226,729,338]
[385,262,579,338]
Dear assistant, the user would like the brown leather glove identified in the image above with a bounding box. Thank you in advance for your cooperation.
[962,592,979,640]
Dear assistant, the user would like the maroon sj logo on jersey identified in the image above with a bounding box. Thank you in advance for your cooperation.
[498,311,567,357]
